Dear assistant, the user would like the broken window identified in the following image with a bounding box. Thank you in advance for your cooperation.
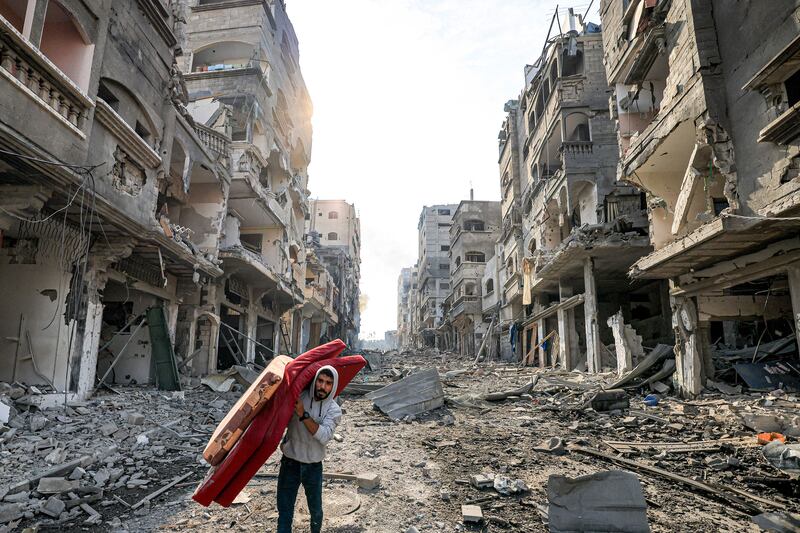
[561,49,584,77]
[240,233,262,254]
[97,80,120,111]
[464,220,485,231]
[465,251,485,263]
[485,279,494,294]
[327,232,338,241]
[440,245,450,251]
[437,209,451,215]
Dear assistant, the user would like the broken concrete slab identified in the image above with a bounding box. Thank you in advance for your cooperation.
[99,422,118,437]
[36,477,80,494]
[30,414,48,432]
[762,440,800,478]
[461,504,483,523]
[547,470,649,533]
[365,369,444,420]
[751,511,800,533]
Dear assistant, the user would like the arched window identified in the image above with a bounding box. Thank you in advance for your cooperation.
[328,211,339,219]
[327,232,338,241]
[39,1,95,90]
[464,220,485,231]
[485,279,494,294]
[465,251,485,263]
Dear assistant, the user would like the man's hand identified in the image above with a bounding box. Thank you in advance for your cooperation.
[295,399,304,417]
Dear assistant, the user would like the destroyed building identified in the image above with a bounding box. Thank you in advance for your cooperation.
[440,200,501,356]
[0,0,229,401]
[414,204,457,349]
[495,101,526,359]
[508,9,667,373]
[0,0,361,405]
[179,0,315,366]
[600,0,800,396]
[307,199,362,347]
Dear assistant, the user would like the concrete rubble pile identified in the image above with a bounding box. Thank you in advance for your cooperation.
[0,382,240,530]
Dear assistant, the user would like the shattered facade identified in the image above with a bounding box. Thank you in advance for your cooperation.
[514,9,668,373]
[0,0,228,401]
[600,0,800,396]
[396,267,414,349]
[0,0,359,404]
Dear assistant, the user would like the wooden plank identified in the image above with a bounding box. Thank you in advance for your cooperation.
[603,436,759,454]
[131,472,192,509]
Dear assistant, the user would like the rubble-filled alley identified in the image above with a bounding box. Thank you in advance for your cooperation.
[2,348,799,532]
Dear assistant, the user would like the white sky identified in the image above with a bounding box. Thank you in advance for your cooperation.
[290,1,600,340]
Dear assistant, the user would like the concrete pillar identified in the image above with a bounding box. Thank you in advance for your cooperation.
[787,266,800,356]
[166,302,179,344]
[23,0,48,46]
[671,288,703,397]
[558,283,574,370]
[537,318,546,367]
[75,239,135,399]
[698,322,714,382]
[583,258,602,373]
[245,309,258,363]
[722,321,737,348]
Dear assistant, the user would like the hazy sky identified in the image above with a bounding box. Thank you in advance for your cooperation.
[290,1,599,340]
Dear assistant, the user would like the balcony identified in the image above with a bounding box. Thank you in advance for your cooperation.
[0,15,93,139]
[193,123,231,170]
[451,295,480,320]
[228,142,289,228]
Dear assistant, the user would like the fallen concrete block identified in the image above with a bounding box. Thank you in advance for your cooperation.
[0,400,10,425]
[30,414,48,432]
[0,503,22,524]
[589,389,629,412]
[37,478,80,494]
[99,422,118,437]
[356,473,381,490]
[470,474,493,489]
[126,413,145,425]
[365,368,444,420]
[462,504,483,523]
[40,495,65,518]
[548,470,649,533]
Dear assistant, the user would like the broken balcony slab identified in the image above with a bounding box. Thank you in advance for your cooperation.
[631,216,800,280]
[365,368,445,420]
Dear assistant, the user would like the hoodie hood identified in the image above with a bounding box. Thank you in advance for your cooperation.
[310,365,339,415]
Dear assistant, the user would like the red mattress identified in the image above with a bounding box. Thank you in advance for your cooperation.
[193,340,366,507]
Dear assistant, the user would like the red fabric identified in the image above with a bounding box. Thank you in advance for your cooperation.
[192,340,366,507]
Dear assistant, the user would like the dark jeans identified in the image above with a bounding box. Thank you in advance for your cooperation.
[277,456,323,533]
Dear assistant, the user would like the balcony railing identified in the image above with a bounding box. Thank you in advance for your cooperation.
[194,123,231,169]
[561,141,593,155]
[0,16,93,136]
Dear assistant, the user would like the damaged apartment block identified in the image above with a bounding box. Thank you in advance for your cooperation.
[0,0,360,406]
[600,0,800,396]
[514,9,669,374]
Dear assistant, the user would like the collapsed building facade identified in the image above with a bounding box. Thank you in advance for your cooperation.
[180,0,313,371]
[0,0,359,402]
[514,9,669,372]
[600,0,800,396]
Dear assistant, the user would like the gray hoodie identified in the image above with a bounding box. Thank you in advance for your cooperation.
[281,365,342,464]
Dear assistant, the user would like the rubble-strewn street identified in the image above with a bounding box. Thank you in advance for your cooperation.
[3,349,799,532]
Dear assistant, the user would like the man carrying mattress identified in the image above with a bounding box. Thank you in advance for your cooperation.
[277,365,341,533]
